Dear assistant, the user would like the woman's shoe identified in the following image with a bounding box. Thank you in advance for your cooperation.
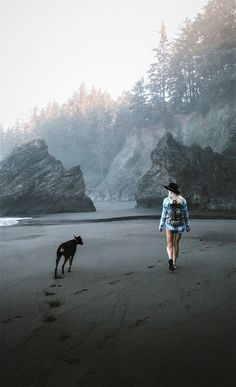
[169,259,175,271]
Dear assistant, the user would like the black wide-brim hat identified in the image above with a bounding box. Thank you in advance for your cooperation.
[164,182,181,194]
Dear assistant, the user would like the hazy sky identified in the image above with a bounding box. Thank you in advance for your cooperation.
[1,0,208,128]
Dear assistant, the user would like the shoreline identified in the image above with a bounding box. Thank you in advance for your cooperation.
[15,212,236,227]
[2,207,236,228]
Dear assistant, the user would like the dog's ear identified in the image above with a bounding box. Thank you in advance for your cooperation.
[74,235,77,239]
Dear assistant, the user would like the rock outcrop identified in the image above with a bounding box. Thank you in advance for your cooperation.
[0,139,96,216]
[92,126,166,201]
[135,133,236,210]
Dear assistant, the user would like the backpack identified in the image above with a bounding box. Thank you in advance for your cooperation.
[167,200,184,227]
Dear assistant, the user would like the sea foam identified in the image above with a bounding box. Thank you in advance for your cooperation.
[0,217,31,226]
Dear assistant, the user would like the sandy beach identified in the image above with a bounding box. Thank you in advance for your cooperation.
[0,204,236,386]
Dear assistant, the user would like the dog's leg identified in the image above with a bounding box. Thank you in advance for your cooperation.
[54,252,62,278]
[70,254,76,272]
[68,256,72,272]
[62,257,68,274]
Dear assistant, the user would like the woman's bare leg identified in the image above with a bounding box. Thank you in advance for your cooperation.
[166,230,174,260]
[173,233,182,265]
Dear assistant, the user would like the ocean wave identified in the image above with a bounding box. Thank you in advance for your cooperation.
[0,217,32,227]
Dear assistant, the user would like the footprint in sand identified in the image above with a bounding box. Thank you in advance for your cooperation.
[47,300,61,308]
[186,289,198,296]
[180,288,198,298]
[192,280,207,288]
[129,317,150,329]
[109,280,120,285]
[50,284,62,288]
[44,291,56,296]
[147,265,156,269]
[97,334,115,350]
[3,315,23,324]
[74,288,89,295]
[3,318,14,324]
[58,333,71,342]
[159,301,169,307]
[134,317,149,327]
[225,269,236,278]
[43,315,57,323]
[184,304,190,309]
[125,271,134,276]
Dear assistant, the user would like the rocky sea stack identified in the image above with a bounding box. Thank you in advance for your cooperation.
[135,133,236,210]
[0,139,96,216]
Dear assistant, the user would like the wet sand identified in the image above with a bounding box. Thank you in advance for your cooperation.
[0,212,236,386]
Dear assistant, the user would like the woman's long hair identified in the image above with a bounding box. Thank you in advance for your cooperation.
[168,190,183,204]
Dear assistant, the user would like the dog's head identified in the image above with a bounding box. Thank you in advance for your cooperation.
[74,235,84,245]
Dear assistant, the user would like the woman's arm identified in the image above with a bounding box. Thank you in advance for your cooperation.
[182,199,190,230]
[159,198,168,231]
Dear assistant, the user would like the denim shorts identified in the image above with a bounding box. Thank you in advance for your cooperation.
[166,224,185,233]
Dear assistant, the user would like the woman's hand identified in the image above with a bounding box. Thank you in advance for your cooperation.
[186,225,190,232]
[159,226,163,232]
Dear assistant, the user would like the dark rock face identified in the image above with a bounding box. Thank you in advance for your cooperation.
[0,139,96,215]
[135,133,236,210]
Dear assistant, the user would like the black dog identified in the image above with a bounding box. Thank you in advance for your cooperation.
[54,235,83,278]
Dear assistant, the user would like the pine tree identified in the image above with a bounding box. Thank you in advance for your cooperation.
[147,22,170,120]
[78,82,88,115]
[194,0,236,110]
[168,18,199,112]
[130,78,149,128]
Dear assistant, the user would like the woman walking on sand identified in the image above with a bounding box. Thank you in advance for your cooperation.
[159,183,190,271]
